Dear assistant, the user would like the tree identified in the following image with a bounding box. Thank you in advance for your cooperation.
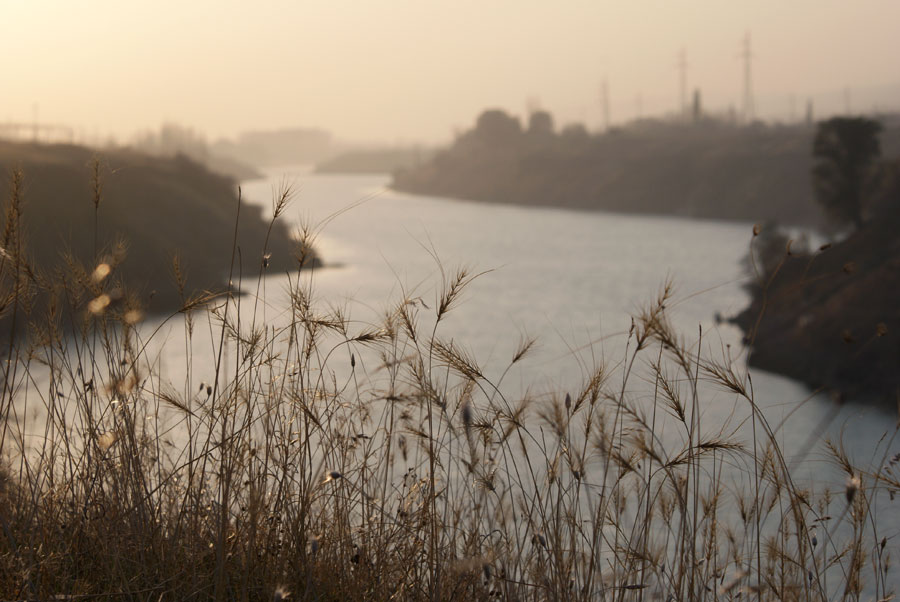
[473,110,522,146]
[527,110,554,136]
[812,117,882,229]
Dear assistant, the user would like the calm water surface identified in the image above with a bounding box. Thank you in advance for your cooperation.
[241,169,892,434]
[139,169,898,591]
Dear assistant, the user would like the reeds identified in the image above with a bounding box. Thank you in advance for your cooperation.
[0,167,894,601]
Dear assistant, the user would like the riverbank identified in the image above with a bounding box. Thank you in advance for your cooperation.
[392,110,900,228]
[0,141,318,327]
[733,160,900,403]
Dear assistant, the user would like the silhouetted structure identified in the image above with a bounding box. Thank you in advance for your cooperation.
[692,90,702,123]
[677,48,688,118]
[0,121,74,144]
[212,128,332,167]
[599,79,610,131]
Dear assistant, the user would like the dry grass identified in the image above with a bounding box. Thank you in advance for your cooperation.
[0,166,895,601]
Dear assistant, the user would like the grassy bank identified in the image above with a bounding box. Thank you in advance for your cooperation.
[0,173,896,601]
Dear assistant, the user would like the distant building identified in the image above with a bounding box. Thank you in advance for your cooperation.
[214,128,333,167]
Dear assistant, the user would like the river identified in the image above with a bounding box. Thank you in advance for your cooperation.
[234,168,892,448]
[72,167,900,594]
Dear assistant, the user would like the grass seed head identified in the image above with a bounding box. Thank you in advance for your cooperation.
[123,309,144,325]
[88,294,111,315]
[91,262,112,283]
[846,475,861,505]
[97,431,116,452]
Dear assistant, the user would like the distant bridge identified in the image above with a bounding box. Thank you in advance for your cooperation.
[0,122,75,144]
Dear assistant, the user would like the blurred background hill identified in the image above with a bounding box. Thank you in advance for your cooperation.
[0,140,316,319]
[393,109,900,228]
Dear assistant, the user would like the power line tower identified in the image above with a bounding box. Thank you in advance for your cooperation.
[677,48,688,118]
[525,96,541,120]
[32,103,39,142]
[599,78,610,131]
[739,33,755,123]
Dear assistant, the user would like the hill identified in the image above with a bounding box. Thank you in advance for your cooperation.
[0,141,318,325]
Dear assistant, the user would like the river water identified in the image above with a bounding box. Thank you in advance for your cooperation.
[234,169,893,448]
[48,167,897,593]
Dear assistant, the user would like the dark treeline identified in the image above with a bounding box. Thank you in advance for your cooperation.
[393,109,900,228]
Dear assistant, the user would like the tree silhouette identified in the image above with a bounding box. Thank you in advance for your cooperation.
[812,117,882,229]
[527,110,554,135]
[473,110,522,146]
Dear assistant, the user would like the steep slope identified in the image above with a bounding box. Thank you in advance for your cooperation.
[0,141,317,323]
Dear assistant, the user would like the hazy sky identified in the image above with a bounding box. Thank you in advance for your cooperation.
[2,1,899,144]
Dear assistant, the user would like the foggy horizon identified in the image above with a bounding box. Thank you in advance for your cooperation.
[2,1,900,146]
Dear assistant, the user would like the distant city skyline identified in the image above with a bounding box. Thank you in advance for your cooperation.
[1,1,899,145]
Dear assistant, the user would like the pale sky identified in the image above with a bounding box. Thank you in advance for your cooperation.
[1,1,899,144]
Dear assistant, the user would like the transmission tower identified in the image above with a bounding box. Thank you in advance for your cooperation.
[32,103,39,142]
[600,78,610,131]
[740,33,755,123]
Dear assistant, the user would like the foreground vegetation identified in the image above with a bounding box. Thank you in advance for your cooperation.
[0,173,897,601]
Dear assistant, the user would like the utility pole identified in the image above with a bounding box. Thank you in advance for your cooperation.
[740,33,755,123]
[600,78,610,131]
[677,48,688,118]
[32,103,39,142]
